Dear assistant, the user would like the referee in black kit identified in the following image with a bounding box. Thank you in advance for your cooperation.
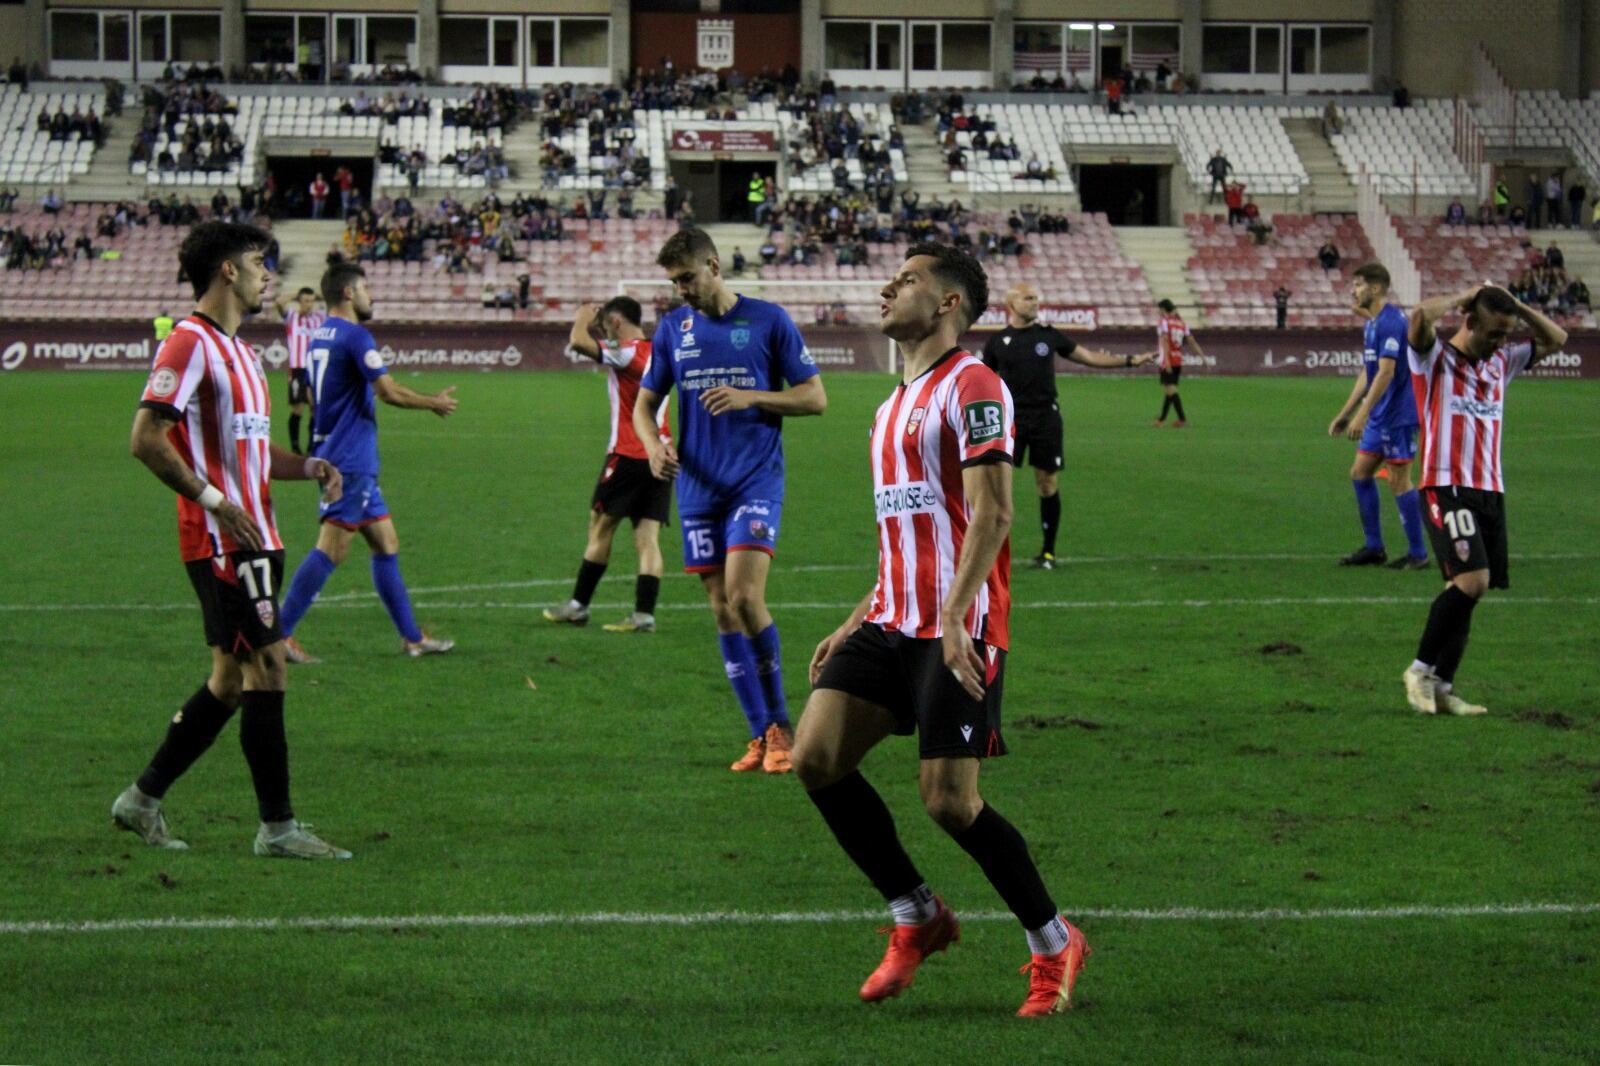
[980,282,1153,569]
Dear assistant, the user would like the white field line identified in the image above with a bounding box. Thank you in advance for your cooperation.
[3,901,1596,937]
[3,595,1598,615]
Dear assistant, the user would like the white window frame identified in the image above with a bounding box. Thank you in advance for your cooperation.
[1286,24,1371,92]
[1014,21,1179,90]
[48,9,133,79]
[826,19,994,91]
[440,15,525,85]
[524,16,611,87]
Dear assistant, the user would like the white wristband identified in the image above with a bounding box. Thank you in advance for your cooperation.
[196,484,225,512]
[303,456,321,480]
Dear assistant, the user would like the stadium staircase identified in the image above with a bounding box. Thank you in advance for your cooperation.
[1528,228,1600,289]
[1282,119,1358,215]
[273,220,348,297]
[1114,226,1202,325]
[65,111,146,203]
[898,123,971,204]
[702,221,767,264]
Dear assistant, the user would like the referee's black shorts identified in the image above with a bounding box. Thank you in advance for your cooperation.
[1012,404,1063,472]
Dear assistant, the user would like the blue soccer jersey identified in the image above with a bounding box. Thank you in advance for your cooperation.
[642,295,818,517]
[1363,303,1418,431]
[308,315,387,476]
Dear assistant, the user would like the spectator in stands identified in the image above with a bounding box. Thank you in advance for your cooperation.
[731,247,747,275]
[1317,240,1341,272]
[1567,181,1587,232]
[1561,275,1590,315]
[1444,198,1468,226]
[1545,172,1565,228]
[1156,61,1173,90]
[1207,149,1232,203]
[0,187,16,213]
[1321,101,1343,139]
[759,238,778,265]
[1273,286,1291,329]
[310,173,330,220]
[1245,204,1273,246]
[664,176,682,220]
[1477,200,1496,226]
[7,57,26,91]
[1224,181,1246,226]
[41,189,62,215]
[1524,172,1544,228]
[1545,242,1564,270]
[73,230,97,261]
[1391,84,1411,109]
[336,166,356,217]
[1509,204,1528,227]
[1493,177,1510,218]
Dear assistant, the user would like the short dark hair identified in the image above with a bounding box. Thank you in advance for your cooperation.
[656,227,718,269]
[296,286,316,299]
[906,242,990,330]
[1353,262,1391,289]
[600,295,643,327]
[178,221,270,300]
[1157,298,1177,313]
[321,262,367,307]
[1469,285,1519,317]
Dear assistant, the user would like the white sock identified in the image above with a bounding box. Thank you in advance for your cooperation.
[1435,680,1453,694]
[888,884,938,926]
[1025,916,1071,957]
[263,819,296,837]
[1409,659,1434,676]
[127,785,159,809]
[570,599,585,610]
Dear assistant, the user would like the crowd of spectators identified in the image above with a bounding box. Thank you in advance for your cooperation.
[324,190,604,274]
[128,79,244,175]
[785,106,902,195]
[1510,241,1590,319]
[532,82,652,190]
[35,103,106,147]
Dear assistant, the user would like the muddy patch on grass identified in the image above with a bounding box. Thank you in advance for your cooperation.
[1014,715,1104,731]
[1259,641,1303,656]
[1514,709,1577,730]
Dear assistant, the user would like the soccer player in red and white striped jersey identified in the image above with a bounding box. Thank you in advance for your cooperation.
[274,287,326,455]
[1153,298,1203,426]
[1400,283,1567,716]
[795,243,1089,1017]
[545,297,674,632]
[111,221,352,860]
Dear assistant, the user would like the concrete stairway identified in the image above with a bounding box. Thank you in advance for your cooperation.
[1527,228,1600,287]
[702,222,766,263]
[898,123,968,203]
[63,112,148,203]
[1282,118,1357,214]
[271,220,347,297]
[1114,225,1202,325]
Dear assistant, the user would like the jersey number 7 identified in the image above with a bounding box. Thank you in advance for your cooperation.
[309,347,330,406]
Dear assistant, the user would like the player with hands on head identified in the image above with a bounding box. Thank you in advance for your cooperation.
[274,285,325,455]
[113,220,351,860]
[1399,281,1567,716]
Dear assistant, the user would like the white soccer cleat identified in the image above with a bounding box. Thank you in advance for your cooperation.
[542,601,591,627]
[1402,666,1438,715]
[253,821,352,860]
[1435,687,1488,716]
[112,788,188,850]
[403,631,455,657]
[602,612,656,633]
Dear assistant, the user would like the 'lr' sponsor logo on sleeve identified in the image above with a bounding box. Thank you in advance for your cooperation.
[964,400,1004,444]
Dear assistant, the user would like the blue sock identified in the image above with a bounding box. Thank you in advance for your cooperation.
[750,623,788,727]
[1353,478,1383,551]
[718,631,768,738]
[1395,489,1427,560]
[371,552,423,643]
[280,549,337,637]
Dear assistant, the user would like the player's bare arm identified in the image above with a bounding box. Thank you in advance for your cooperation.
[941,459,1013,700]
[1409,284,1481,351]
[1345,359,1396,440]
[1184,334,1207,361]
[1514,297,1569,361]
[1329,374,1368,436]
[567,303,603,361]
[1066,347,1154,369]
[700,375,828,417]
[810,592,874,685]
[373,374,458,417]
[130,406,263,551]
[267,444,343,504]
[633,385,679,480]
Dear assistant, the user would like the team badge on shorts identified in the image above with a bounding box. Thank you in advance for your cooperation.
[1455,539,1471,562]
[750,520,772,542]
[256,600,276,626]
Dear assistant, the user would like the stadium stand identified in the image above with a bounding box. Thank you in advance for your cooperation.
[1392,217,1593,326]
[0,86,102,186]
[1186,212,1375,327]
[1328,99,1477,197]
[0,202,198,319]
[780,101,909,194]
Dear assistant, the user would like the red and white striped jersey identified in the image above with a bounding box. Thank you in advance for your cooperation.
[594,338,670,460]
[865,350,1015,649]
[1156,313,1189,369]
[1408,337,1533,493]
[282,308,326,371]
[139,315,281,561]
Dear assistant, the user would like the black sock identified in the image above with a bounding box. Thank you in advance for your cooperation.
[1171,394,1187,421]
[1159,395,1172,421]
[136,684,237,799]
[288,412,302,454]
[1433,590,1479,682]
[635,574,660,615]
[1415,585,1478,671]
[950,803,1057,929]
[806,771,924,901]
[572,558,607,606]
[239,691,293,823]
[1040,492,1061,556]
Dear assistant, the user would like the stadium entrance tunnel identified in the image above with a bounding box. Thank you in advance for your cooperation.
[267,155,375,219]
[672,160,775,224]
[1077,163,1168,226]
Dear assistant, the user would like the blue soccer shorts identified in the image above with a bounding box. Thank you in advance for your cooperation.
[1357,422,1417,465]
[319,473,391,529]
[681,499,782,573]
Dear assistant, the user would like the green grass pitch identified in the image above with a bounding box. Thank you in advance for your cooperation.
[1,368,1597,1064]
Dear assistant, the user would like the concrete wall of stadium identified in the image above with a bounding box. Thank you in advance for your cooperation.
[4,322,1597,379]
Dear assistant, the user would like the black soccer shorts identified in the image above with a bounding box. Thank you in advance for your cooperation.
[1159,366,1182,387]
[1012,404,1063,472]
[287,368,312,406]
[1422,485,1509,589]
[592,454,671,525]
[185,550,286,659]
[814,622,1008,759]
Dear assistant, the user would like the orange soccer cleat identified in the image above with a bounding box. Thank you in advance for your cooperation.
[1016,919,1091,1017]
[762,723,794,774]
[730,736,766,772]
[859,899,960,1002]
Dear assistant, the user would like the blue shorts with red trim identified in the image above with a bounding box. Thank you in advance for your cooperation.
[681,499,781,573]
[1357,422,1417,464]
[319,473,391,529]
